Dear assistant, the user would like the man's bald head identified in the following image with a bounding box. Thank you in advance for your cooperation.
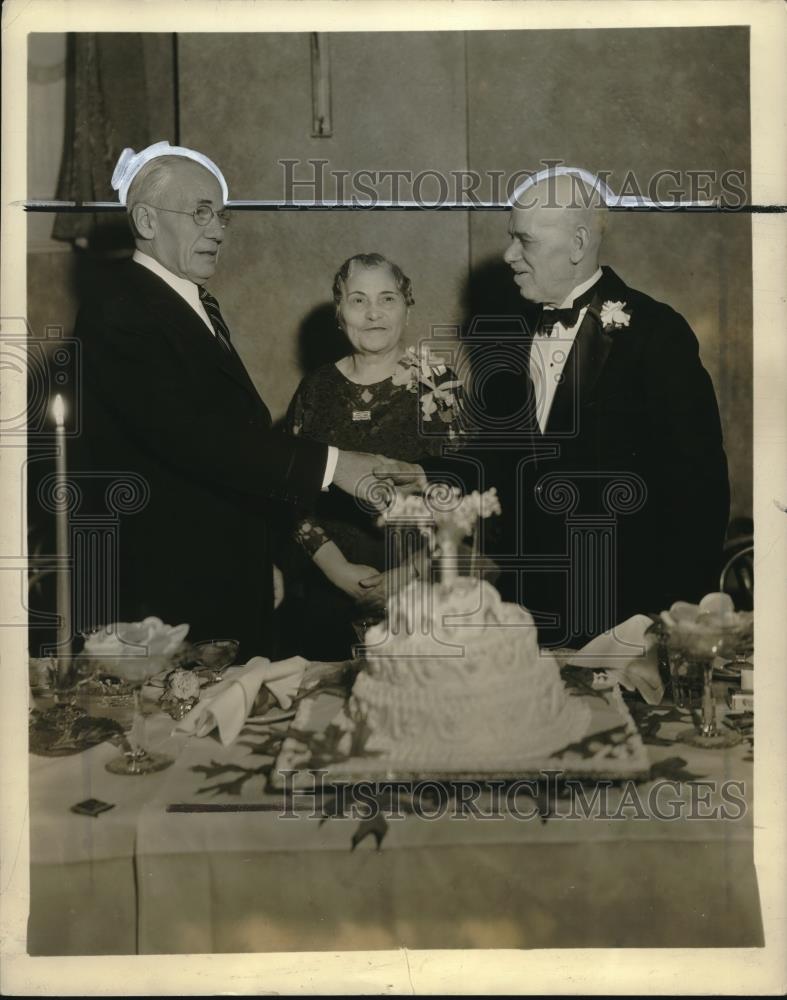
[519,173,607,250]
[504,172,608,306]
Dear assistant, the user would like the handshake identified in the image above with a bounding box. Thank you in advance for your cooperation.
[332,450,427,507]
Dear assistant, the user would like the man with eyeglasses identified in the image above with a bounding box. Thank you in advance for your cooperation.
[72,141,405,658]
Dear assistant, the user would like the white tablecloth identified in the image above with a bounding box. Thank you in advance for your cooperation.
[28,672,762,954]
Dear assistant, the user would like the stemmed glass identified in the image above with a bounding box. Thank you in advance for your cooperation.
[673,630,742,749]
[101,656,175,775]
[660,597,753,750]
[74,618,190,773]
[187,638,240,685]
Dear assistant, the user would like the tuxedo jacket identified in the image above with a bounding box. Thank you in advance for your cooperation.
[428,266,731,645]
[72,260,328,657]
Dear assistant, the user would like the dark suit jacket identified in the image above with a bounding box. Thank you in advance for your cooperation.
[72,259,328,658]
[427,266,730,646]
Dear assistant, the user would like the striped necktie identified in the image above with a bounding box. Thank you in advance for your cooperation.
[198,286,233,354]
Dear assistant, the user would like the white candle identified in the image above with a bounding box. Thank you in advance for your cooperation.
[52,395,72,673]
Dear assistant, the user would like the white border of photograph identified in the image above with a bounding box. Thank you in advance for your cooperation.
[2,1,785,995]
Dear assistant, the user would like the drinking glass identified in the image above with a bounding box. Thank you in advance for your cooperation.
[187,638,240,685]
[100,657,175,775]
[673,631,743,749]
[667,647,706,710]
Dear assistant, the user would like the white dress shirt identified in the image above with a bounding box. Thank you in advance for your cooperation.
[529,268,602,433]
[132,250,338,488]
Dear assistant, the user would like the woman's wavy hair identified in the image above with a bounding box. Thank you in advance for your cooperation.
[332,253,415,319]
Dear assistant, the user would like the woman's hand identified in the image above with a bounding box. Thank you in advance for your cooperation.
[356,561,419,613]
[312,541,383,603]
[330,562,383,604]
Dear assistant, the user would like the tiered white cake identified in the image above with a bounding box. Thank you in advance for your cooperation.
[349,575,591,772]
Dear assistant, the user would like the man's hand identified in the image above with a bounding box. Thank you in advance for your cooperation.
[373,456,427,496]
[333,450,421,508]
[332,450,386,505]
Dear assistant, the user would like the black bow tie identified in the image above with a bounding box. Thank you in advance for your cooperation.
[535,283,599,337]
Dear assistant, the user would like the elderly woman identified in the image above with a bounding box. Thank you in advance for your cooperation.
[285,252,463,660]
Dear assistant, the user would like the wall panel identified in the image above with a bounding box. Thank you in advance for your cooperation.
[466,27,752,518]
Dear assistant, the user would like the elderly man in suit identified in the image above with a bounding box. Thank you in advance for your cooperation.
[491,167,731,644]
[73,141,394,658]
[391,167,730,646]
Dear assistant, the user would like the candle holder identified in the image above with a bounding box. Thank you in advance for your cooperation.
[30,656,87,726]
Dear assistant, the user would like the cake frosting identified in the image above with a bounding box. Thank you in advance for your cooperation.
[349,577,591,772]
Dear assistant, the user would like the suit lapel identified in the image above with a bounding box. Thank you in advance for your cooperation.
[209,329,263,400]
[131,262,263,402]
[544,273,616,435]
[166,290,262,401]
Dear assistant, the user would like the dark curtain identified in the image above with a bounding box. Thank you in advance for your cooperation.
[53,33,177,248]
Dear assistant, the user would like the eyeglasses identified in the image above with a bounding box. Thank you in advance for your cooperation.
[146,204,232,227]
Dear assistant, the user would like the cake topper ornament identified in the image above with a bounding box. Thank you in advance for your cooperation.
[379,487,501,584]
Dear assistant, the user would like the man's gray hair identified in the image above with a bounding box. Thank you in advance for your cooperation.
[126,155,186,216]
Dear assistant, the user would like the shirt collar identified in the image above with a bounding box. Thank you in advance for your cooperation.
[555,267,603,310]
[132,249,202,311]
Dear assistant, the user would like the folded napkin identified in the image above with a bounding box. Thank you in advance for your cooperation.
[175,655,307,747]
[567,614,664,705]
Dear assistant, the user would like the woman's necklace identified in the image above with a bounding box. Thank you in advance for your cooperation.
[351,382,375,422]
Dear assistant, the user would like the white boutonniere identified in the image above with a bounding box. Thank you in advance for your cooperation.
[599,300,632,330]
[391,346,462,427]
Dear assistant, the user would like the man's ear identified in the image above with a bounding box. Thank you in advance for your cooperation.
[130,203,155,240]
[570,225,590,264]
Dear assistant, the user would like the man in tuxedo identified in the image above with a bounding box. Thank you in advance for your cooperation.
[489,167,731,645]
[390,167,730,644]
[73,142,392,657]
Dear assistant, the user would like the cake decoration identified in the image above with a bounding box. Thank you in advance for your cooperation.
[346,489,592,772]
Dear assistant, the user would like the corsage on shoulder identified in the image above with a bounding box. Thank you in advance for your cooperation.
[391,346,463,427]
